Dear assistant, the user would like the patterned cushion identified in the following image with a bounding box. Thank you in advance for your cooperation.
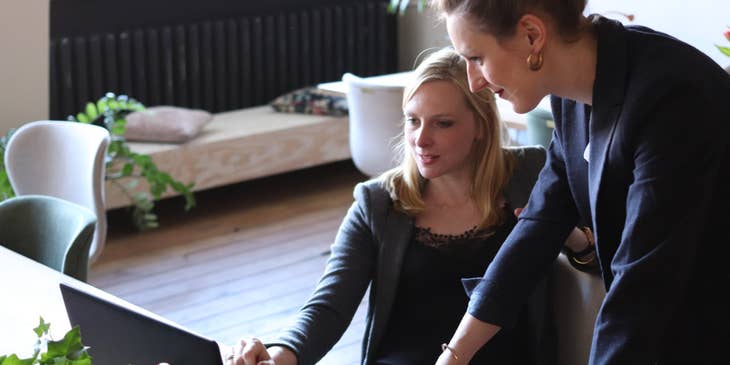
[270,87,348,116]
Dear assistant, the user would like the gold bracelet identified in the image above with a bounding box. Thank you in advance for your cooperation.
[571,251,596,265]
[441,343,460,360]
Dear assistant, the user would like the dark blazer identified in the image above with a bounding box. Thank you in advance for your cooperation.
[270,146,550,365]
[465,16,730,365]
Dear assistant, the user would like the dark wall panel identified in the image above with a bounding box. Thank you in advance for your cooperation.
[49,0,397,119]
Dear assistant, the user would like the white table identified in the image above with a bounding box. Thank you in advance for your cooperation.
[0,246,214,358]
[318,71,554,132]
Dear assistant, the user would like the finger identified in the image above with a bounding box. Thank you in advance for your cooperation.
[232,340,246,365]
[514,207,523,217]
[242,338,270,365]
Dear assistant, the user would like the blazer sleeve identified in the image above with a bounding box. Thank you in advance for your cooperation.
[269,182,378,365]
[589,82,728,364]
[464,103,582,329]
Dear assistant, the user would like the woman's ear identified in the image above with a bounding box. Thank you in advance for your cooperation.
[518,14,547,52]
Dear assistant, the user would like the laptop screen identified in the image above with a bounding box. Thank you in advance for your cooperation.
[60,283,223,365]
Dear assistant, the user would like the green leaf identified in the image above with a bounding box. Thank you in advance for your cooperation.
[44,329,77,358]
[0,354,33,365]
[84,102,98,120]
[96,98,108,114]
[75,113,89,124]
[717,45,730,57]
[42,326,87,364]
[33,317,50,337]
[122,163,135,176]
[111,119,127,136]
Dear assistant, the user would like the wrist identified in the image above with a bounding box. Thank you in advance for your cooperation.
[268,346,298,365]
[565,226,594,254]
[564,227,599,272]
[436,348,467,365]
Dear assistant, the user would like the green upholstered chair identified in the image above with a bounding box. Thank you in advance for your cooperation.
[0,195,96,281]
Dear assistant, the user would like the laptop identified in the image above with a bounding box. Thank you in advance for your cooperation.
[60,283,224,365]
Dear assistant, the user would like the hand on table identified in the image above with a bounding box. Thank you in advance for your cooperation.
[225,338,274,365]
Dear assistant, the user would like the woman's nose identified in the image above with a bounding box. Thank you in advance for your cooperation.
[415,125,432,147]
[466,63,487,93]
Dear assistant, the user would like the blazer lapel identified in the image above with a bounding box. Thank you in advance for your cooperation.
[587,16,628,287]
[365,207,412,363]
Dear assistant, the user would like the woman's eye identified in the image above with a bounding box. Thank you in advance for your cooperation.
[437,120,454,128]
[405,117,419,126]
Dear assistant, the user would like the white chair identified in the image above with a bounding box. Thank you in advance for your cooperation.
[342,72,404,177]
[4,121,110,263]
[550,253,606,365]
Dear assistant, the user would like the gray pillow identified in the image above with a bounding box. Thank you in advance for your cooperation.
[124,106,212,143]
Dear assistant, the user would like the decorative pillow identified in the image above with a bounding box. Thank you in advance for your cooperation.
[270,87,348,116]
[124,106,213,143]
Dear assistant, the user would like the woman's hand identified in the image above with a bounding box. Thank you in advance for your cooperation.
[226,339,297,365]
[227,338,273,365]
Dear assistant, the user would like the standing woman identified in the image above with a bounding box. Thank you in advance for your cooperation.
[227,47,572,365]
[431,0,730,364]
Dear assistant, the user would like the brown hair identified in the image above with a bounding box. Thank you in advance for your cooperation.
[381,47,513,229]
[430,0,587,40]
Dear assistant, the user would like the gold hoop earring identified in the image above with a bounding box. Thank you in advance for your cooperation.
[526,52,543,71]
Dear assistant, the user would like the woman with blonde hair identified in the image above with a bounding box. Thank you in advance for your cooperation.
[227,47,591,365]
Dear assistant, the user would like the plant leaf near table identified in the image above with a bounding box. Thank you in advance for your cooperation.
[71,92,196,230]
[0,92,196,231]
[0,317,92,365]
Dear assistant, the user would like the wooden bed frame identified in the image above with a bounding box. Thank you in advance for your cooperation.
[104,106,350,209]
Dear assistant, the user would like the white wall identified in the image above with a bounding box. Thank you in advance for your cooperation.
[397,4,450,71]
[587,0,730,68]
[398,0,730,70]
[0,0,49,135]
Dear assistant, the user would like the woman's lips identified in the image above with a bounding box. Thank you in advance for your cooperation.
[418,154,438,165]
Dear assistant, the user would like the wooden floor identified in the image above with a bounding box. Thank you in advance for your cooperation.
[89,160,370,365]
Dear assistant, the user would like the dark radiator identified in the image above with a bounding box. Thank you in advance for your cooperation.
[49,0,397,119]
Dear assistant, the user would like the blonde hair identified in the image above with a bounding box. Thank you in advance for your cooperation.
[381,47,513,229]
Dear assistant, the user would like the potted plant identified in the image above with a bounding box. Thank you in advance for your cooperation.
[0,318,91,365]
[0,93,195,231]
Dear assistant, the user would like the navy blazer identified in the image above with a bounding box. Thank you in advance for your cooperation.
[466,16,730,365]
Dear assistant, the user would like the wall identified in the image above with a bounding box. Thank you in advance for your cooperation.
[397,0,730,70]
[587,0,730,68]
[397,4,449,71]
[0,0,49,135]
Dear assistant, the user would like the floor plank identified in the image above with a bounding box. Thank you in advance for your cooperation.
[90,160,370,364]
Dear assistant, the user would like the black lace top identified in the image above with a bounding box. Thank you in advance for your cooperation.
[375,212,531,365]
